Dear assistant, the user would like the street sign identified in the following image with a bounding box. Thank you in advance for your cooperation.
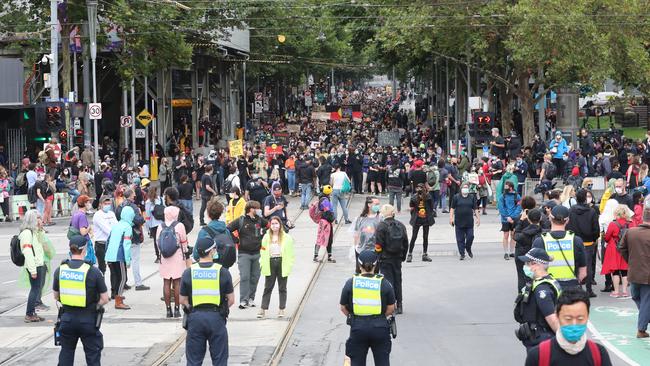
[135,129,146,138]
[120,116,133,128]
[263,97,270,112]
[73,118,81,129]
[88,103,102,120]
[308,74,314,86]
[255,92,263,101]
[254,100,263,114]
[137,109,153,126]
[304,90,312,107]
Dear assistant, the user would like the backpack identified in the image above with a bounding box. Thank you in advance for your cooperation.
[308,198,323,224]
[538,339,601,366]
[16,173,26,188]
[159,221,180,258]
[27,184,38,204]
[544,163,557,180]
[152,203,165,221]
[176,203,194,234]
[204,226,236,268]
[10,234,33,267]
[223,175,234,195]
[427,169,439,188]
[384,221,405,255]
[613,221,629,251]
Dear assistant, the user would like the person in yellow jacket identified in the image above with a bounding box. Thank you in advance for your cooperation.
[225,187,246,225]
[599,178,617,213]
[257,216,295,319]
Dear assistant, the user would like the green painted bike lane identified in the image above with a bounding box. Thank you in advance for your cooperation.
[588,300,650,366]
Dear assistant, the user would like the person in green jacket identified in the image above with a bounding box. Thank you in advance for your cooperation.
[257,216,295,319]
[19,209,51,322]
[496,164,519,211]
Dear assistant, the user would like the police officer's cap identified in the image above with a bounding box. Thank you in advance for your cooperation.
[357,250,378,266]
[518,248,553,265]
[550,205,570,221]
[69,235,87,248]
[196,237,216,256]
[542,200,557,210]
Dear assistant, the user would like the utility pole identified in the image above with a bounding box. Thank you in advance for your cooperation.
[537,67,546,143]
[87,0,100,169]
[49,0,59,101]
[392,65,397,100]
[445,60,450,153]
[467,59,472,158]
[243,61,247,138]
[144,73,149,159]
[131,79,137,166]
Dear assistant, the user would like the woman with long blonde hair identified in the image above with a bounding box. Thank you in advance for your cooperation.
[257,216,295,319]
[560,185,576,208]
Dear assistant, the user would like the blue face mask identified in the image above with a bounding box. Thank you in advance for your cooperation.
[102,205,112,213]
[523,265,534,279]
[371,204,380,213]
[560,324,587,342]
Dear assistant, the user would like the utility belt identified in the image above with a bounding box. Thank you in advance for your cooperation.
[184,304,226,329]
[54,304,104,346]
[515,322,551,342]
[191,304,221,312]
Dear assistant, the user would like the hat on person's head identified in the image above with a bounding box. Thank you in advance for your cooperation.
[571,166,580,176]
[272,181,282,191]
[140,178,151,188]
[133,177,141,185]
[555,130,562,136]
[100,195,112,203]
[414,160,424,168]
[357,249,378,266]
[551,205,570,221]
[518,247,553,265]
[542,200,557,210]
[195,237,216,257]
[77,195,91,207]
[69,235,87,248]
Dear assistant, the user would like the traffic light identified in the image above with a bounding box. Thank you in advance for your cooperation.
[34,135,49,143]
[45,102,64,130]
[59,130,68,140]
[74,129,84,145]
[473,112,494,144]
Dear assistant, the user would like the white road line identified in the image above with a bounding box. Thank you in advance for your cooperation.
[2,280,17,285]
[588,321,639,366]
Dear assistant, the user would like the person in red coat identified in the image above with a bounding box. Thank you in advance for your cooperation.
[602,204,631,298]
[631,191,644,227]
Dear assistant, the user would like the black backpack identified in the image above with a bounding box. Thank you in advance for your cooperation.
[152,203,165,221]
[27,184,39,204]
[545,163,557,180]
[613,222,629,251]
[384,221,405,255]
[176,203,194,234]
[223,176,234,195]
[10,233,33,267]
[204,226,236,268]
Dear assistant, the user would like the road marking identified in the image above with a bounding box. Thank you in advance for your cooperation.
[2,280,17,285]
[588,320,640,366]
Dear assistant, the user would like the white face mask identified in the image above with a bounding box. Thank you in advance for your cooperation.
[615,187,624,194]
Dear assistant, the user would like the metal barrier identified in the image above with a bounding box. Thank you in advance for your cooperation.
[523,177,607,202]
[4,193,73,221]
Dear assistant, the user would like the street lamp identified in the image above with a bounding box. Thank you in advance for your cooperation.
[87,0,100,168]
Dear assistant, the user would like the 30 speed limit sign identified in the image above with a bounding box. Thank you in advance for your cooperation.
[88,103,102,120]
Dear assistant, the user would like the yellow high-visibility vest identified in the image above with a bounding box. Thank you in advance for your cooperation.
[352,275,382,316]
[191,263,222,306]
[542,232,576,282]
[59,263,90,307]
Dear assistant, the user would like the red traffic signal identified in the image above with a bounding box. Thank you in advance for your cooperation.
[75,129,84,137]
[59,130,68,139]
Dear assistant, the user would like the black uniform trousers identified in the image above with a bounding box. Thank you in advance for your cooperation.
[379,258,402,304]
[186,310,228,366]
[58,312,103,366]
[346,317,391,366]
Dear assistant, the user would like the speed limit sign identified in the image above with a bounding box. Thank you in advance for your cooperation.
[88,103,102,120]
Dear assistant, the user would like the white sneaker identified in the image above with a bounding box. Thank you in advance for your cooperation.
[247,299,256,308]
[256,309,265,319]
[278,309,285,318]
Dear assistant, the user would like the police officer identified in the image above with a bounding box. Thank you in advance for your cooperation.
[340,249,395,366]
[52,235,109,366]
[180,237,234,366]
[533,205,587,289]
[514,248,561,350]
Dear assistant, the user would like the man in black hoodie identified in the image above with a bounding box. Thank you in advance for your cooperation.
[566,189,600,297]
[514,208,543,291]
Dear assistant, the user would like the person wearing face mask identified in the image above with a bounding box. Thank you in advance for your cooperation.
[93,196,118,275]
[525,288,612,365]
[533,206,588,290]
[228,201,268,309]
[350,196,382,272]
[566,190,600,298]
[498,181,522,260]
[450,182,480,261]
[609,178,634,211]
[257,216,295,319]
[407,183,435,263]
[549,131,569,178]
[514,248,561,350]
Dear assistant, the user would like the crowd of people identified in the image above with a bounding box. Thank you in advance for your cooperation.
[7,84,650,366]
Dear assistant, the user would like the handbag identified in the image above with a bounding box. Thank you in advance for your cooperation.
[67,226,81,240]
